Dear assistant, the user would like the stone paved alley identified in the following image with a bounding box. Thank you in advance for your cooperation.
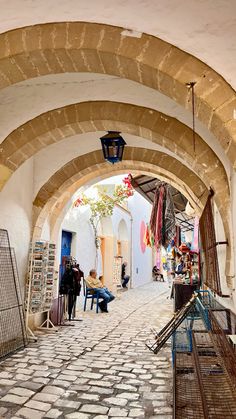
[0,283,173,419]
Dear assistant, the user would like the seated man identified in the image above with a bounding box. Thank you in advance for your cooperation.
[121,261,130,289]
[85,269,115,313]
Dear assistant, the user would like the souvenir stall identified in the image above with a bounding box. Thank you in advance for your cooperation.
[147,193,236,419]
[149,183,200,310]
[149,183,176,282]
[25,240,57,338]
[173,242,200,311]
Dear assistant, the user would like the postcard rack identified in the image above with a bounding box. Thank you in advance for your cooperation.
[25,240,57,338]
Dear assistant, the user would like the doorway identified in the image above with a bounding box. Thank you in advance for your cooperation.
[60,230,72,278]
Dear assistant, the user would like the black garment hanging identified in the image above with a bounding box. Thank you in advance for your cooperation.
[60,264,84,320]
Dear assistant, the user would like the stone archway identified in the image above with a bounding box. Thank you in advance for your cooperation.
[33,149,207,225]
[30,147,233,288]
[0,102,229,232]
[31,148,233,287]
[0,21,235,168]
[0,101,228,192]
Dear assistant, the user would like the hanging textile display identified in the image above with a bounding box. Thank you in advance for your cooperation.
[175,226,181,248]
[150,186,159,244]
[191,216,199,252]
[199,194,221,296]
[150,184,176,248]
[165,186,176,244]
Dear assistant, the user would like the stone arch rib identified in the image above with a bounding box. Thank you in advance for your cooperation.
[33,148,207,210]
[0,101,229,207]
[0,100,231,273]
[32,148,233,287]
[0,22,235,166]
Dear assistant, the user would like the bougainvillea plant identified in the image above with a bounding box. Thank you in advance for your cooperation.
[73,175,134,258]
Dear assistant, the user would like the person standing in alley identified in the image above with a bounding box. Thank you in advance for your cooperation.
[121,261,130,289]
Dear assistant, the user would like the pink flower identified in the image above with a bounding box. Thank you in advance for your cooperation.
[73,197,83,207]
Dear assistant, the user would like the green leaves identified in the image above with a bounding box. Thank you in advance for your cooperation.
[73,176,134,254]
[73,178,134,223]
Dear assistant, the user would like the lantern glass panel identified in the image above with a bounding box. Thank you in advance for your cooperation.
[100,132,126,164]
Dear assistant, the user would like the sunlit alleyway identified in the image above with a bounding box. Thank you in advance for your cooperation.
[0,283,173,419]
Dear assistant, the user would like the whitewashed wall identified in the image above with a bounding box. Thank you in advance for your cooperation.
[127,193,153,287]
[59,191,152,289]
[59,204,129,281]
[214,202,236,313]
[0,160,34,293]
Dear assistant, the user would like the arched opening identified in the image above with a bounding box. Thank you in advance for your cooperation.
[0,21,234,170]
[118,219,129,242]
[30,147,233,287]
[0,21,234,300]
[0,10,235,414]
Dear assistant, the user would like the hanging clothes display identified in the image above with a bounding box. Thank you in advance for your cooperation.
[164,186,176,245]
[150,186,159,242]
[156,184,165,246]
[59,259,84,321]
[191,216,199,252]
[150,183,176,248]
[174,225,181,248]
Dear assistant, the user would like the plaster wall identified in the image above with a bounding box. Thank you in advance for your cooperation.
[103,236,116,292]
[58,190,152,291]
[0,160,34,293]
[127,193,153,288]
[59,203,130,283]
[41,219,51,242]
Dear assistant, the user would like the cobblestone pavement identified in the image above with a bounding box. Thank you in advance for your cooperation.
[0,282,173,419]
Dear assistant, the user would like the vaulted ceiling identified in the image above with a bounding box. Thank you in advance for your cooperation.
[0,0,235,284]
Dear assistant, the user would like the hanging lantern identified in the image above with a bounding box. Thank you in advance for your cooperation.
[100,131,126,164]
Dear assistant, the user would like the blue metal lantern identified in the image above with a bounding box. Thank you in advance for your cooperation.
[100,131,126,164]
